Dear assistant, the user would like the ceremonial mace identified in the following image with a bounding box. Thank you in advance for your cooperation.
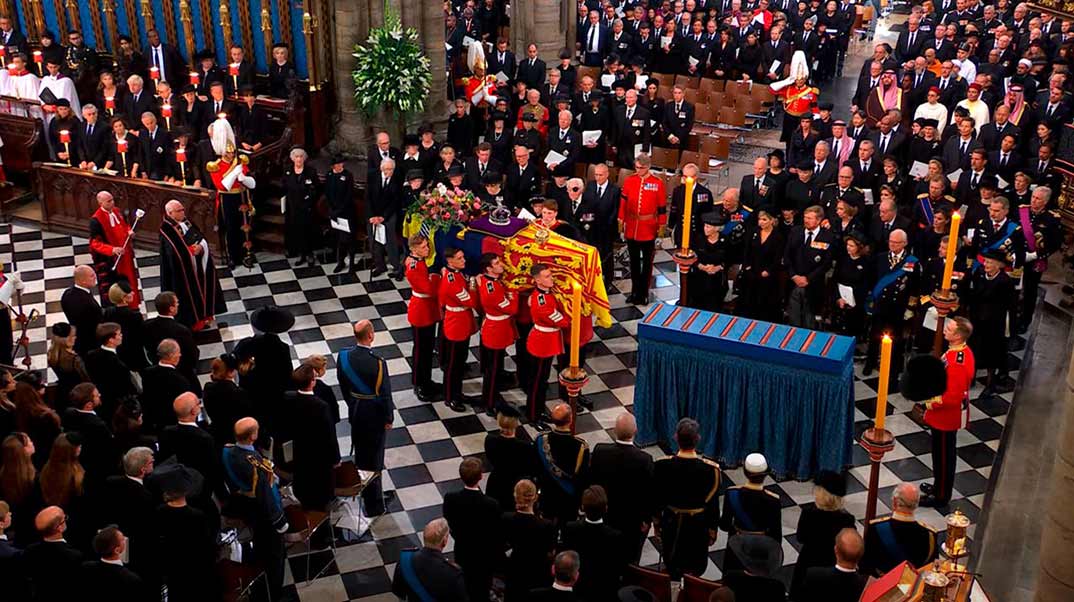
[0,215,36,369]
[671,176,698,305]
[113,208,147,271]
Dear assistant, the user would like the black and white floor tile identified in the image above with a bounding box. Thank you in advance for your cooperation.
[4,223,1026,601]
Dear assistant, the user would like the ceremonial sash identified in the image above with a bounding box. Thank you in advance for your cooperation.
[1018,206,1046,272]
[398,551,436,602]
[917,196,935,226]
[339,349,382,399]
[784,86,813,114]
[726,490,759,532]
[873,521,909,564]
[866,255,916,314]
[722,207,750,236]
[535,434,577,498]
[972,221,1017,270]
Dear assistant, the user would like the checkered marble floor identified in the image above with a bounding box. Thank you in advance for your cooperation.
[3,222,1027,601]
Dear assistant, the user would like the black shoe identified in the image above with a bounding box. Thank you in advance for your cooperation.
[295,257,307,266]
[1062,284,1074,295]
[485,406,497,417]
[918,494,948,508]
[978,384,996,399]
[371,267,387,278]
[862,365,875,377]
[392,271,405,282]
[460,395,482,407]
[624,294,638,304]
[994,376,1016,393]
[920,482,935,495]
[1008,338,1025,351]
[632,295,649,305]
[416,387,444,402]
[306,255,317,266]
[447,400,467,412]
[334,261,347,273]
[578,394,594,411]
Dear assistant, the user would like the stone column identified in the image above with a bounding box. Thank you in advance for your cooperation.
[510,0,574,66]
[330,0,447,155]
[1036,327,1074,602]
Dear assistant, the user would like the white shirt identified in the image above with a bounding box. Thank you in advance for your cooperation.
[102,558,124,567]
[100,345,118,354]
[804,227,820,242]
[552,583,574,592]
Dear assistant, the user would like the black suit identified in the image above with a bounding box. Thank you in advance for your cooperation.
[144,43,185,85]
[580,181,620,279]
[813,158,838,189]
[870,130,908,161]
[0,537,28,600]
[612,104,651,168]
[528,586,585,601]
[121,91,154,124]
[84,348,138,418]
[443,488,502,602]
[94,475,155,573]
[24,540,84,601]
[141,316,200,393]
[158,422,225,499]
[205,97,238,123]
[976,121,1020,152]
[464,156,502,191]
[894,29,926,62]
[785,226,835,326]
[560,519,627,602]
[580,24,611,66]
[662,100,695,149]
[79,560,148,602]
[77,119,110,167]
[589,441,655,560]
[988,150,1022,184]
[391,547,469,601]
[801,566,868,602]
[867,215,912,249]
[487,50,517,81]
[140,364,195,431]
[0,28,28,56]
[286,391,340,510]
[506,162,541,211]
[224,59,256,96]
[367,173,404,273]
[547,127,581,177]
[740,174,775,211]
[137,127,173,181]
[61,408,115,479]
[61,286,102,356]
[516,57,547,90]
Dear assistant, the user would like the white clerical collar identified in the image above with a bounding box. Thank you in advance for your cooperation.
[0,534,7,540]
[127,475,143,485]
[158,362,175,369]
[553,583,574,592]
[615,439,635,446]
[584,517,604,524]
[101,558,124,566]
[464,485,481,491]
[297,389,314,395]
[835,563,857,573]
[178,420,199,427]
[100,345,117,354]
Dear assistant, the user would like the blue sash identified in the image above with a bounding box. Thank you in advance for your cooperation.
[722,208,751,236]
[873,521,908,564]
[866,255,916,315]
[917,196,934,226]
[726,489,759,532]
[972,221,1017,270]
[339,348,375,396]
[398,550,436,602]
[535,434,576,498]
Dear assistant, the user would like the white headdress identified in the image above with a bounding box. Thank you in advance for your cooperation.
[209,117,236,157]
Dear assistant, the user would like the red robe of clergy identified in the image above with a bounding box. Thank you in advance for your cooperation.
[89,206,141,309]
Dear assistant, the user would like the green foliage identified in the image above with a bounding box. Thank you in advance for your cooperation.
[351,7,432,118]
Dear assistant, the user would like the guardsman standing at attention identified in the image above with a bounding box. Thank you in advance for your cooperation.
[527,263,569,430]
[919,318,975,508]
[720,452,782,574]
[619,153,667,305]
[405,234,442,402]
[534,403,590,528]
[862,483,938,575]
[440,246,478,412]
[477,252,518,416]
[652,418,721,579]
[222,417,289,600]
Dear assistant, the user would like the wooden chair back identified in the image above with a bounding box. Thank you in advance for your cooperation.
[624,565,674,602]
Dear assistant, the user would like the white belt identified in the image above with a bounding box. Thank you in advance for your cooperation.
[445,306,469,312]
[533,324,559,333]
[411,292,432,299]
[485,314,511,321]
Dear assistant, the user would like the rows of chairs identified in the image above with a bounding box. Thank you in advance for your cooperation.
[624,564,729,602]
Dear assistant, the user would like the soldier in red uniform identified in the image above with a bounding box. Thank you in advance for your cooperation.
[921,316,976,508]
[477,253,518,416]
[619,153,667,305]
[526,263,568,431]
[405,234,442,403]
[439,246,477,412]
[88,190,141,309]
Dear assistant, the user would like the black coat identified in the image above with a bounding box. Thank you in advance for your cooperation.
[502,512,556,599]
[505,162,541,211]
[286,391,340,509]
[443,488,503,590]
[152,504,217,600]
[94,475,155,573]
[235,103,269,147]
[202,379,253,446]
[76,119,111,167]
[589,442,654,539]
[234,333,293,441]
[391,547,469,601]
[61,408,116,479]
[102,305,150,372]
[515,57,547,90]
[367,173,404,221]
[157,422,225,499]
[801,566,868,602]
[79,560,148,602]
[140,365,195,432]
[790,505,857,598]
[137,127,173,181]
[484,433,538,511]
[84,349,138,419]
[560,520,628,602]
[120,91,154,125]
[24,540,84,601]
[142,317,200,393]
[61,287,102,356]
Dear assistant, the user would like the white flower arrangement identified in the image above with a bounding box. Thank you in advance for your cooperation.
[351,5,433,120]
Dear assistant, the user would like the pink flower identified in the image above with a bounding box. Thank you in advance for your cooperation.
[473,202,481,210]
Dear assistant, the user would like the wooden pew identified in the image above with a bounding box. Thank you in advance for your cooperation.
[0,100,47,173]
[34,163,220,257]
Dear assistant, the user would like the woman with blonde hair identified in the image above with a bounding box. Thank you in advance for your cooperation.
[46,323,90,408]
[790,470,857,599]
[483,405,537,511]
[502,479,556,601]
[12,381,61,469]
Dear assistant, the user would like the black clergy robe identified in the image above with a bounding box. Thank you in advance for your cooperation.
[158,215,224,329]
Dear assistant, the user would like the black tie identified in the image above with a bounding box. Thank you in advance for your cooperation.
[87,124,92,137]
[815,161,821,173]
[1001,153,1007,166]
[755,178,761,189]
[805,230,813,247]
[480,163,485,175]
[383,177,389,188]
[215,101,221,113]
[588,26,597,52]
[971,172,979,187]
[940,78,947,89]
[915,73,922,87]
[1039,161,1046,172]
[960,141,967,156]
[832,140,839,158]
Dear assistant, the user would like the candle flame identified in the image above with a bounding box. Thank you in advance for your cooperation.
[882,333,892,343]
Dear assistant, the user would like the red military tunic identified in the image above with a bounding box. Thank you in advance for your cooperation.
[478,274,518,350]
[619,173,667,242]
[405,256,441,327]
[527,287,569,358]
[925,343,975,431]
[771,83,819,118]
[440,267,477,341]
[88,207,141,309]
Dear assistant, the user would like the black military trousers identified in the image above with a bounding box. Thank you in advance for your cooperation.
[1022,268,1043,328]
[930,427,957,503]
[219,193,247,265]
[627,239,655,301]
[440,336,469,405]
[411,325,436,392]
[515,322,533,393]
[481,345,505,410]
[528,355,554,422]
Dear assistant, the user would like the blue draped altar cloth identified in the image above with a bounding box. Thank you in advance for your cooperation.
[634,303,855,479]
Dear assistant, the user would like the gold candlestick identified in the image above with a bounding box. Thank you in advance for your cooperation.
[302,12,316,92]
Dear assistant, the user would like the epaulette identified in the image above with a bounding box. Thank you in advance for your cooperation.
[853,187,863,193]
[942,195,956,203]
[869,515,892,524]
[828,183,840,188]
[764,489,780,499]
[811,87,819,94]
[702,457,720,468]
[238,154,250,165]
[918,520,939,533]
[1049,210,1061,217]
[206,159,221,173]
[656,455,674,462]
[917,192,928,198]
[574,435,590,448]
[742,204,753,212]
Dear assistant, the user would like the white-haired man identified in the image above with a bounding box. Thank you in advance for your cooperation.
[158,200,224,330]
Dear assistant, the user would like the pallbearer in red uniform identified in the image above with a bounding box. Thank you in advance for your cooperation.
[619,153,667,305]
[477,253,518,416]
[405,234,443,403]
[526,263,569,431]
[920,316,975,508]
[440,246,477,413]
[88,191,142,309]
